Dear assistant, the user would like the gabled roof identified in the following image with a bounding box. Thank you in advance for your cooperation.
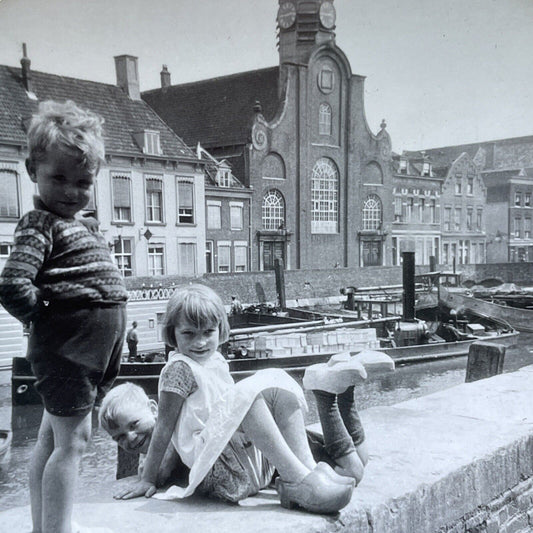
[0,65,194,159]
[142,67,281,148]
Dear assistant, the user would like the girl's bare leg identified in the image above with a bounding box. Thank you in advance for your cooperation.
[241,395,310,483]
[262,388,316,470]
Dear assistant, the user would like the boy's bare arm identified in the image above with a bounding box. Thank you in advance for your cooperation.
[0,212,50,323]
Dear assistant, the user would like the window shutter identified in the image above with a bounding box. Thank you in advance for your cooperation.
[113,177,131,207]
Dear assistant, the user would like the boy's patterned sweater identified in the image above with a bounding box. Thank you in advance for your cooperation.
[0,198,128,324]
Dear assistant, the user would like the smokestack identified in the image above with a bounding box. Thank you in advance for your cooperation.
[20,43,33,93]
[402,251,416,322]
[160,65,171,88]
[114,55,141,100]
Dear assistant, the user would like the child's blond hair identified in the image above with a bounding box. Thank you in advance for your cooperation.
[98,382,150,433]
[163,284,230,348]
[27,100,105,173]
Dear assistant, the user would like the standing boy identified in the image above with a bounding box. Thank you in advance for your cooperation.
[0,100,128,533]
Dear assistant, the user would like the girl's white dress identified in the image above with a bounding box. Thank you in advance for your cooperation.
[154,351,307,500]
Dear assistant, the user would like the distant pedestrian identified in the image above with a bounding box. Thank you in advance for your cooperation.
[0,100,127,533]
[126,321,139,361]
[230,295,243,315]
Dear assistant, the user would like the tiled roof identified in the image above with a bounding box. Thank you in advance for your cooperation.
[142,67,281,148]
[0,65,194,159]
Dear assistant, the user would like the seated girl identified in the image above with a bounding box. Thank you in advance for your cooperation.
[101,284,354,514]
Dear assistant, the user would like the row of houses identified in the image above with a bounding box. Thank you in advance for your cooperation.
[1,0,532,281]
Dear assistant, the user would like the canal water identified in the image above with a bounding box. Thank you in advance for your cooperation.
[1,334,532,510]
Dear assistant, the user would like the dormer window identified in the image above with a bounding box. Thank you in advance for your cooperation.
[422,161,431,176]
[216,167,231,187]
[134,130,162,156]
[399,158,407,173]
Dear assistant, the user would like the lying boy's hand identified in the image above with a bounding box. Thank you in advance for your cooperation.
[114,479,156,500]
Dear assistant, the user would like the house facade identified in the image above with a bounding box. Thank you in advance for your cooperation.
[143,0,393,271]
[391,154,441,266]
[419,135,533,263]
[0,50,207,277]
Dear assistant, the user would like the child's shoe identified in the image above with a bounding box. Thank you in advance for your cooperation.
[303,352,367,394]
[352,349,395,374]
[275,466,353,514]
[315,461,355,487]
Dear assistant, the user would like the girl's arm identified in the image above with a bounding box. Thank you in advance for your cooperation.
[114,391,184,499]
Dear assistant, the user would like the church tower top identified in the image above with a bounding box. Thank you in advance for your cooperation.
[277,0,336,65]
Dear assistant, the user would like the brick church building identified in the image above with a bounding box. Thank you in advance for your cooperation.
[143,0,393,271]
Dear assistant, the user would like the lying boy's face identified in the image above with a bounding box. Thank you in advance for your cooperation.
[106,400,156,454]
[27,146,96,218]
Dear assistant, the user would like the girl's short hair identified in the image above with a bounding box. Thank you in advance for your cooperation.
[163,284,230,348]
[27,100,105,174]
[98,382,149,432]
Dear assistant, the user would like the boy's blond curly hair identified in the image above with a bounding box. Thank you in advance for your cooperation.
[27,100,105,173]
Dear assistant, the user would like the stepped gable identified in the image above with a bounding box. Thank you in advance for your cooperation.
[0,65,193,159]
[142,66,281,148]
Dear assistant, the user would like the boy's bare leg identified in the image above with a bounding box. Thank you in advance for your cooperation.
[263,388,316,470]
[42,412,92,533]
[30,411,54,533]
[241,396,310,483]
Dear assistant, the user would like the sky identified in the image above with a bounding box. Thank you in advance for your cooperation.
[0,0,532,151]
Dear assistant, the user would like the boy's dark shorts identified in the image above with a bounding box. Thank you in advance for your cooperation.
[27,301,127,417]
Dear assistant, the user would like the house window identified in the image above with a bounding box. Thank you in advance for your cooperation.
[477,209,483,231]
[311,157,338,234]
[443,243,449,265]
[419,197,425,222]
[262,190,285,230]
[394,197,402,222]
[156,313,165,342]
[406,197,413,221]
[467,176,474,195]
[145,176,163,222]
[444,207,451,231]
[230,202,243,231]
[178,241,197,275]
[148,245,165,276]
[362,194,382,230]
[0,243,12,257]
[525,193,531,207]
[205,241,214,273]
[217,242,231,273]
[455,175,462,195]
[515,193,521,207]
[112,174,132,222]
[392,237,398,265]
[207,201,221,229]
[422,162,431,176]
[177,179,194,224]
[0,169,20,218]
[429,199,437,223]
[514,217,521,238]
[525,219,532,239]
[466,208,473,230]
[144,131,161,156]
[234,242,247,272]
[454,208,461,231]
[216,168,231,187]
[399,159,407,173]
[114,238,133,277]
[318,103,332,135]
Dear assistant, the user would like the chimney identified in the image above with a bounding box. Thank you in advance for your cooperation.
[20,43,33,93]
[160,65,171,89]
[114,55,141,100]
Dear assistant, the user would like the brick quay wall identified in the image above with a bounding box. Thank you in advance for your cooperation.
[124,263,533,305]
[4,365,533,532]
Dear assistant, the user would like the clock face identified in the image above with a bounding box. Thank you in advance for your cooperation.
[319,1,336,29]
[278,2,296,29]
